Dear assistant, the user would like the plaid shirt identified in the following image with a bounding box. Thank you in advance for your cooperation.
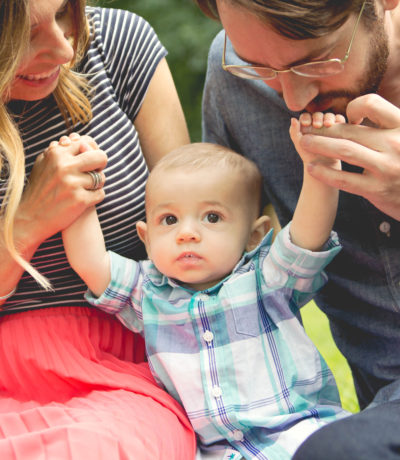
[86,223,349,460]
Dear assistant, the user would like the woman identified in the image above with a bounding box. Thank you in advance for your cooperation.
[0,1,195,458]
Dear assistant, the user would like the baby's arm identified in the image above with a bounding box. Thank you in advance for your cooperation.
[289,113,344,251]
[63,206,111,298]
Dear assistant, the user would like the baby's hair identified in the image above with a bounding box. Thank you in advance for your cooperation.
[148,142,263,216]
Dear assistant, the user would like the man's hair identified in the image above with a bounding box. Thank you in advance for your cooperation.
[148,142,263,217]
[193,0,377,39]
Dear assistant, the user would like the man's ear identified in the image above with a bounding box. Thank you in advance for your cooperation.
[136,221,150,256]
[246,215,271,252]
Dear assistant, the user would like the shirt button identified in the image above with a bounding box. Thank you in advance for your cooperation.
[379,221,391,237]
[211,385,222,398]
[198,293,209,301]
[231,429,244,442]
[203,330,214,343]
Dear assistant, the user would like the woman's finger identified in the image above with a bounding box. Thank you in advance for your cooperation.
[84,170,106,191]
[78,149,108,172]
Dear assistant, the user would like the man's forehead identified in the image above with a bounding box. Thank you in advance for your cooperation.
[226,30,339,70]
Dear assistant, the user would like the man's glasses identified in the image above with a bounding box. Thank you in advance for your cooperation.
[222,0,366,80]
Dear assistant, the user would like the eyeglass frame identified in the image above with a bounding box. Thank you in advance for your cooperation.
[221,0,367,80]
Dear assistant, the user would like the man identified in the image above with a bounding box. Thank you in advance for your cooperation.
[194,0,400,458]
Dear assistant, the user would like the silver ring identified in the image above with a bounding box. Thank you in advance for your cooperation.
[87,171,102,190]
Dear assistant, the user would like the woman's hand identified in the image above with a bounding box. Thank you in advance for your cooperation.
[17,133,107,246]
[297,94,400,220]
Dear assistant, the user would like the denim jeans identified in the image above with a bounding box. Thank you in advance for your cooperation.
[202,30,400,410]
[293,380,400,459]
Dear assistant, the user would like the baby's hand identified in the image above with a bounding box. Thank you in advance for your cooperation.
[298,112,346,130]
[51,132,99,152]
[290,112,345,168]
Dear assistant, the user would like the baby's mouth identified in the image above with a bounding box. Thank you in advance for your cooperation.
[178,252,202,261]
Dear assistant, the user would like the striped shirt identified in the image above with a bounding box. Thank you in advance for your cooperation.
[87,223,349,460]
[1,7,166,314]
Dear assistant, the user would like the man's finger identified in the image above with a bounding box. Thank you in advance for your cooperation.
[346,94,400,128]
[299,134,383,171]
[300,121,399,154]
[306,162,369,196]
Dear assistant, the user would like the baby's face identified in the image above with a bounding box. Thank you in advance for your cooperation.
[140,167,257,290]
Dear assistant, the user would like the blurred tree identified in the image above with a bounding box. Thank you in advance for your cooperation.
[95,0,221,141]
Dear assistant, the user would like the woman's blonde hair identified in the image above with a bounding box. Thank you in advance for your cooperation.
[0,0,92,289]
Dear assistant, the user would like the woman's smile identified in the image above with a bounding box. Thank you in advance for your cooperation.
[16,67,60,87]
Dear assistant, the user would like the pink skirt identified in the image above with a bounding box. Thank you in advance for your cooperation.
[0,307,196,459]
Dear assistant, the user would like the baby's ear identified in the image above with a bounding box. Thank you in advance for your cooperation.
[246,215,271,252]
[136,221,150,255]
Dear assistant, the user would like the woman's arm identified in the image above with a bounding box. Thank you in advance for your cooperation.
[135,58,190,170]
[0,221,39,303]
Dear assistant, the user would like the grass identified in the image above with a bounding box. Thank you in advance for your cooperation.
[301,301,360,414]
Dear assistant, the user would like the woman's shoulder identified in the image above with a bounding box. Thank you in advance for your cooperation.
[84,6,163,63]
[85,6,136,21]
[85,6,151,39]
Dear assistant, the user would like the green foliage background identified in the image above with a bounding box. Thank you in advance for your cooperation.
[96,0,221,141]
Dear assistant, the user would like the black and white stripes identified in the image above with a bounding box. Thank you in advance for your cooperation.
[2,7,166,314]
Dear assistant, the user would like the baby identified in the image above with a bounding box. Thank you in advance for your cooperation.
[63,113,349,460]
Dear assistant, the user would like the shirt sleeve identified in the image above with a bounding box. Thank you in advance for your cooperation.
[92,7,167,120]
[85,251,145,333]
[262,222,342,309]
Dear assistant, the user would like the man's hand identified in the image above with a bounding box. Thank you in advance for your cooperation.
[297,94,400,220]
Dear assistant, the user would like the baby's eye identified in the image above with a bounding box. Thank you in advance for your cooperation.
[161,215,177,225]
[204,213,220,223]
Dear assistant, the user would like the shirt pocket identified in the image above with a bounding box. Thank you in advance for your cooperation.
[224,271,261,338]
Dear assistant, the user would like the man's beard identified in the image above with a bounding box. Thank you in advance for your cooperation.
[305,21,389,116]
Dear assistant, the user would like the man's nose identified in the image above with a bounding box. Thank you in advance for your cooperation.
[276,72,319,112]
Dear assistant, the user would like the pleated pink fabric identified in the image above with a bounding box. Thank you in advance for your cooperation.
[0,307,196,459]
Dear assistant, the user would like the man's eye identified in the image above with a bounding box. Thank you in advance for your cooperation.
[205,213,220,223]
[161,215,177,225]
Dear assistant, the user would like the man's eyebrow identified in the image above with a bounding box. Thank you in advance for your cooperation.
[232,43,335,69]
